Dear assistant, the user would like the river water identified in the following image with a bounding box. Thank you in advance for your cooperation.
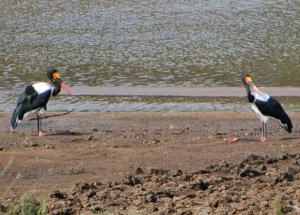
[1,0,299,112]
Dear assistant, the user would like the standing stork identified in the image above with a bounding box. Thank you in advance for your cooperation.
[11,67,73,136]
[241,72,292,141]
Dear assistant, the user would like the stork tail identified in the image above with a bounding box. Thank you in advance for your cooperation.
[280,113,293,133]
[11,102,27,130]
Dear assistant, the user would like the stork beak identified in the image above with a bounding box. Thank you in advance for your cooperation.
[61,82,73,95]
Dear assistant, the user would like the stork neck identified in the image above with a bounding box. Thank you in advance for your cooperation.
[244,84,255,103]
[52,79,61,96]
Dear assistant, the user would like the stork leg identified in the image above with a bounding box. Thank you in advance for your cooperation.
[37,113,43,137]
[260,122,267,142]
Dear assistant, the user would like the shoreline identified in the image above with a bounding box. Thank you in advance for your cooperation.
[69,86,300,97]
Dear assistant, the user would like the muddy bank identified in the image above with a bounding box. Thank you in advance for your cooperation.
[0,111,300,214]
[46,153,300,214]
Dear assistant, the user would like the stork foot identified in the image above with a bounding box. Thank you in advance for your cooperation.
[38,131,44,137]
[230,137,239,143]
[260,136,266,142]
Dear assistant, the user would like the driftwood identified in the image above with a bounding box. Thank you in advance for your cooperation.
[288,204,300,212]
[28,108,75,121]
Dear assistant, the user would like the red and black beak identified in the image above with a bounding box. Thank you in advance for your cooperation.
[60,82,73,95]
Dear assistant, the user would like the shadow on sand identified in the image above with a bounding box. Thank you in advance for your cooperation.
[45,130,90,136]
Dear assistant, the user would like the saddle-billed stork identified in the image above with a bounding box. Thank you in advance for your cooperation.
[11,67,73,136]
[241,72,292,141]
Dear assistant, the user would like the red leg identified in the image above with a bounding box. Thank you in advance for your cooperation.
[260,122,267,142]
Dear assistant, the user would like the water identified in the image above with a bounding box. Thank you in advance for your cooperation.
[1,0,300,111]
[51,96,300,112]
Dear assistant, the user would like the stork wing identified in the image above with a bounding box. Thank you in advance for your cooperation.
[17,85,38,105]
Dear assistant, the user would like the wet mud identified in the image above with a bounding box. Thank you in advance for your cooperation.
[0,111,300,214]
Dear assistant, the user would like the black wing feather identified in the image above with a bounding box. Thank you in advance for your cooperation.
[255,97,292,133]
[17,85,38,105]
[11,86,51,129]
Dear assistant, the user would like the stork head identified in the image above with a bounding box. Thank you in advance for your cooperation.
[47,67,73,95]
[47,67,60,82]
[241,72,253,85]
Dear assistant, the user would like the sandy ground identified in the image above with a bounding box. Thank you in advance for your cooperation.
[0,111,300,214]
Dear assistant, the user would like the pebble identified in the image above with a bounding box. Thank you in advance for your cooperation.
[87,191,97,198]
[145,193,157,203]
[219,160,228,167]
[135,167,144,174]
[231,195,238,202]
[209,198,219,208]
